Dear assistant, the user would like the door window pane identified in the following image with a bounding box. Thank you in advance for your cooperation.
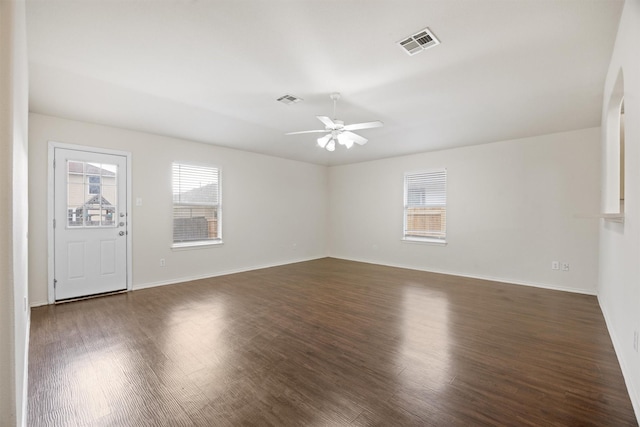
[88,175,101,194]
[67,161,118,227]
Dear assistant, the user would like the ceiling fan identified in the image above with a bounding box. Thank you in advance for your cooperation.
[286,93,383,151]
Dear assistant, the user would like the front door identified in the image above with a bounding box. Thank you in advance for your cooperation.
[53,147,128,301]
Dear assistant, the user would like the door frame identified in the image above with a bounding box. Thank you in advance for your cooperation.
[47,141,133,304]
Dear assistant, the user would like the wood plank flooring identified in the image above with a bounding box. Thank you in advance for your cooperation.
[28,258,637,426]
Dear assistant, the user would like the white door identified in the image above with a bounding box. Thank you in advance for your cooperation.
[53,148,128,301]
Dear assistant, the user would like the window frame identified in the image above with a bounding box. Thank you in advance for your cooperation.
[402,168,447,245]
[171,162,223,248]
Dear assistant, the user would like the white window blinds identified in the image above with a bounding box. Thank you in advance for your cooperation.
[404,169,447,241]
[172,163,221,244]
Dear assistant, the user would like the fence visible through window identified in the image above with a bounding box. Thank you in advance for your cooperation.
[404,169,447,242]
[172,163,221,244]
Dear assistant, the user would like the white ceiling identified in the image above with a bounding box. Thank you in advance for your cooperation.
[26,0,623,166]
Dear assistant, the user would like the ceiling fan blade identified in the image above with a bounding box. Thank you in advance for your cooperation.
[342,131,368,145]
[285,129,328,135]
[317,116,336,128]
[343,120,384,131]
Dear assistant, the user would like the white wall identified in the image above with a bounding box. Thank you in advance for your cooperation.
[0,4,13,423]
[599,0,640,419]
[1,1,30,426]
[329,128,601,294]
[29,113,328,305]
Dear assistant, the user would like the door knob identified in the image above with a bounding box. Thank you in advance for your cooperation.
[119,231,125,236]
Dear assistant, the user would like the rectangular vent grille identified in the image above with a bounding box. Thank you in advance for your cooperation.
[398,27,440,56]
[276,94,303,105]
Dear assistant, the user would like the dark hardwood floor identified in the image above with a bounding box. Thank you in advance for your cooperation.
[28,258,637,426]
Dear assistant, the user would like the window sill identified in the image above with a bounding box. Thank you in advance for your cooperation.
[402,237,447,246]
[574,213,624,223]
[171,240,224,250]
[602,213,624,223]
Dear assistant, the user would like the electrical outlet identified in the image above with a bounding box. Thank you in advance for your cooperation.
[561,262,570,271]
[160,258,166,267]
[551,261,559,270]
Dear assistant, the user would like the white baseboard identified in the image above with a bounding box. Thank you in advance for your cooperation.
[133,256,325,291]
[29,301,48,308]
[30,256,326,305]
[329,256,597,295]
[598,295,640,424]
[32,256,595,304]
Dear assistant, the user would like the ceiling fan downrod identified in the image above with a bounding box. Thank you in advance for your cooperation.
[330,92,341,120]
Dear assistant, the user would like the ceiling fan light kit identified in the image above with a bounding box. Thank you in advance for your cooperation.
[286,92,383,152]
[317,134,332,149]
[326,140,336,152]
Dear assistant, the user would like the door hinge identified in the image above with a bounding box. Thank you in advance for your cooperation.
[54,279,57,288]
[53,218,56,228]
[53,159,56,168]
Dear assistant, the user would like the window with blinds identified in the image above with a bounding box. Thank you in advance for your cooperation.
[403,169,447,242]
[172,163,222,245]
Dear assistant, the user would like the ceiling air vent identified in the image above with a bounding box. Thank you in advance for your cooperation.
[398,27,440,56]
[276,94,303,105]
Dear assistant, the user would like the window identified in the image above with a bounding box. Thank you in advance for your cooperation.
[172,163,222,246]
[403,169,447,243]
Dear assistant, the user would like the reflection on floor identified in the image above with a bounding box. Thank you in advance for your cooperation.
[28,258,637,426]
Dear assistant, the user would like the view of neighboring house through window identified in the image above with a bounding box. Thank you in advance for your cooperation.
[67,161,117,227]
[403,169,447,242]
[88,175,101,194]
[172,162,222,246]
